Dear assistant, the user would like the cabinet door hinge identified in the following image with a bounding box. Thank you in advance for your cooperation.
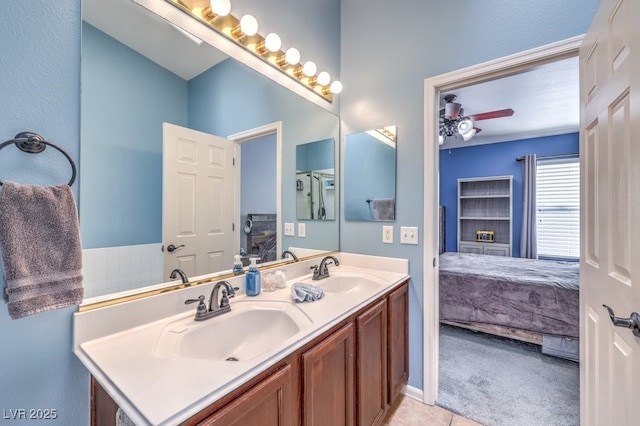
[232,223,235,231]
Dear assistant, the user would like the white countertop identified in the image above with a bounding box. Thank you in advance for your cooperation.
[73,252,409,425]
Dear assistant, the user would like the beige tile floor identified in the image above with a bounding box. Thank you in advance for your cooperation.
[382,394,482,426]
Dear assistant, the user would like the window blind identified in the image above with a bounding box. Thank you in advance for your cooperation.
[536,157,580,259]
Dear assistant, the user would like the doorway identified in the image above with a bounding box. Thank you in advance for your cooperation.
[228,122,283,262]
[422,36,584,406]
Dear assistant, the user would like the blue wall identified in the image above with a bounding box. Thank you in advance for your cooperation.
[296,138,334,172]
[439,133,579,257]
[340,0,600,390]
[344,132,396,220]
[80,23,188,248]
[0,1,89,424]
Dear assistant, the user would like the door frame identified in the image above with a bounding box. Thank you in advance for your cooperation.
[228,121,283,259]
[422,36,583,404]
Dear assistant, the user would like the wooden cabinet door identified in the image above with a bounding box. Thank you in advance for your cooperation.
[199,364,293,426]
[301,323,355,426]
[387,282,409,404]
[356,299,388,426]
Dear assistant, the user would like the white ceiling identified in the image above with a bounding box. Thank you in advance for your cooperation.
[439,55,580,149]
[83,0,227,80]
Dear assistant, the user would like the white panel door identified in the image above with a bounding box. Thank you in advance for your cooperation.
[580,0,640,424]
[163,123,235,281]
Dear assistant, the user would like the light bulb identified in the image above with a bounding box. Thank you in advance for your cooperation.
[285,48,300,65]
[329,81,343,94]
[210,0,231,17]
[317,71,331,86]
[302,61,317,77]
[239,15,259,36]
[264,33,281,52]
[438,134,445,145]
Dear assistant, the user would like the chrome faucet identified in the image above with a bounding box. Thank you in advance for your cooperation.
[185,280,237,321]
[311,255,340,280]
[170,268,189,284]
[281,250,298,261]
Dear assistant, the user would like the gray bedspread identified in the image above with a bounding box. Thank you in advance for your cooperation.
[439,252,580,338]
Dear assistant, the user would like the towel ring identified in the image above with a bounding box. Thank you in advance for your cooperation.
[0,132,77,186]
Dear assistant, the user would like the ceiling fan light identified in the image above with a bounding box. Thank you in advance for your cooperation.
[462,128,476,141]
[457,118,474,135]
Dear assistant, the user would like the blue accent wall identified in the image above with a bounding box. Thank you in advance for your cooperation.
[439,133,579,257]
[80,23,188,248]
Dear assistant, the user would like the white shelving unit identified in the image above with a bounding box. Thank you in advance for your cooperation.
[457,175,513,256]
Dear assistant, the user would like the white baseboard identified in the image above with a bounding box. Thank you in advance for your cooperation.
[402,385,426,403]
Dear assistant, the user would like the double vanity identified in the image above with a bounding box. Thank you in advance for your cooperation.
[73,252,410,425]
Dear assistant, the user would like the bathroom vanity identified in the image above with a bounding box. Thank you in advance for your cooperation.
[74,253,409,425]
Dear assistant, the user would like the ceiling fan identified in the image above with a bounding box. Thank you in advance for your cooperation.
[439,94,514,144]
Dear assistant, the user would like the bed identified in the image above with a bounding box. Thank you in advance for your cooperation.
[439,252,580,358]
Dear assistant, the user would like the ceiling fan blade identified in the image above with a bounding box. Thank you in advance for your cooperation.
[468,108,514,121]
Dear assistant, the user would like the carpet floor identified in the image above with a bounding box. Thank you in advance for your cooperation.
[437,324,580,426]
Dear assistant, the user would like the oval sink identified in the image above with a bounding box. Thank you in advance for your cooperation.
[309,271,387,294]
[155,300,313,362]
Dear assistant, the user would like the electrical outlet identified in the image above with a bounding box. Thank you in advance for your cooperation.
[284,222,295,236]
[298,222,306,237]
[382,225,393,244]
[400,226,419,245]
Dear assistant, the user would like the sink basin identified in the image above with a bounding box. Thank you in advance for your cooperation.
[308,271,388,294]
[154,300,313,362]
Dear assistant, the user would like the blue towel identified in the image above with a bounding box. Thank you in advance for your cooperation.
[291,282,324,303]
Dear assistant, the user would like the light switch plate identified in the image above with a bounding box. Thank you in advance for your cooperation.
[284,223,294,236]
[400,226,419,245]
[382,225,393,244]
[298,222,306,237]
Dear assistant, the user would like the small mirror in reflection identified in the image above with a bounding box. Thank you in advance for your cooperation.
[344,126,397,221]
[295,138,336,220]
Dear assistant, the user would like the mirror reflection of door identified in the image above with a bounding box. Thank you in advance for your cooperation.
[163,123,235,279]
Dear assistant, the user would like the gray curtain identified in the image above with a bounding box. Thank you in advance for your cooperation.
[520,154,537,258]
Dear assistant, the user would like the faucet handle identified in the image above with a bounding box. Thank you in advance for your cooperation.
[185,295,207,317]
[220,290,230,308]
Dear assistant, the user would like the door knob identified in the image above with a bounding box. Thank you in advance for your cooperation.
[603,305,640,337]
[164,244,185,253]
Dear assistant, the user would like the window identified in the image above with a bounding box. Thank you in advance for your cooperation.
[536,157,580,260]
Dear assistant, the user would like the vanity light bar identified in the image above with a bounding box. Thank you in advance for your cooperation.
[167,0,341,102]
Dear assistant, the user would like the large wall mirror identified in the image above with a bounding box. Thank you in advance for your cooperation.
[80,0,339,300]
[344,126,397,221]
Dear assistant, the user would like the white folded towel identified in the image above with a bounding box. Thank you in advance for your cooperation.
[291,282,324,303]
